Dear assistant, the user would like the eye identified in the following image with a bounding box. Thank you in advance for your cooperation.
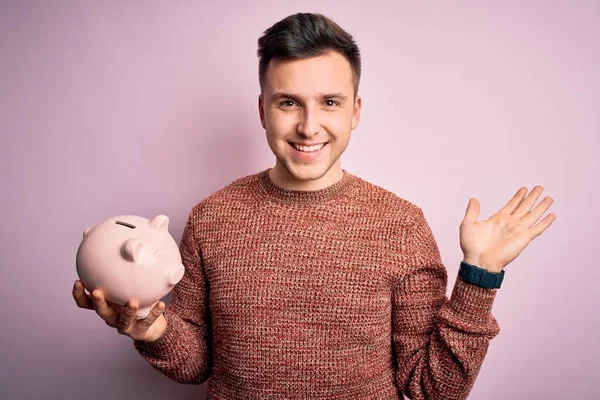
[324,100,340,107]
[280,100,297,108]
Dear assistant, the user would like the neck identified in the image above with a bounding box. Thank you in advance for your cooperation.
[269,161,344,191]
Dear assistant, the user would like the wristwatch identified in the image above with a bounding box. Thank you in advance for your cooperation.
[459,261,505,289]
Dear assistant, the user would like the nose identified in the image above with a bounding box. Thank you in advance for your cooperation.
[296,107,320,138]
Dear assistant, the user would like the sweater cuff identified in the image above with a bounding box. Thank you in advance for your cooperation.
[445,277,498,327]
[133,311,180,358]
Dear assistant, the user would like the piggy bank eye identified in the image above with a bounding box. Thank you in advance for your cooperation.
[115,221,136,229]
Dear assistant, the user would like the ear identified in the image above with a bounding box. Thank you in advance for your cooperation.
[149,215,169,232]
[83,227,92,238]
[121,238,143,263]
[258,94,266,129]
[351,95,362,130]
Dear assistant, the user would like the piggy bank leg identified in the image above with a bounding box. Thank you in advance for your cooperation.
[135,307,152,319]
[135,300,159,319]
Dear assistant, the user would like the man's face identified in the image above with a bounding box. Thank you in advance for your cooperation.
[259,51,362,189]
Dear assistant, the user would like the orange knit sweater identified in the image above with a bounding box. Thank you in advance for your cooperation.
[134,169,500,399]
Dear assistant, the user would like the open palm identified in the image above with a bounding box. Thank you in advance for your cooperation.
[460,186,556,273]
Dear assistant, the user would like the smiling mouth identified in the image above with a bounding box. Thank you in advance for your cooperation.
[289,142,328,153]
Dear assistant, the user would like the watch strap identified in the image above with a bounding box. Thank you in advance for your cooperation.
[459,261,504,289]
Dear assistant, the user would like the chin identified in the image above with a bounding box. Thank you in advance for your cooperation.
[283,161,333,182]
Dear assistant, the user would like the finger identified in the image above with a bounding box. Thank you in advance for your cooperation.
[92,290,118,325]
[137,301,165,331]
[117,300,139,334]
[499,187,528,215]
[528,213,557,239]
[72,280,94,309]
[462,198,480,224]
[107,300,126,314]
[521,197,554,228]
[513,185,544,219]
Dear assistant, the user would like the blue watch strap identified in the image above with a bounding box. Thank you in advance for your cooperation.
[459,261,505,289]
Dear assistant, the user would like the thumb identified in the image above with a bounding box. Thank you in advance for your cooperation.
[463,197,480,224]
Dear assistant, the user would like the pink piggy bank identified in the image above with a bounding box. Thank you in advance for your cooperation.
[76,215,185,319]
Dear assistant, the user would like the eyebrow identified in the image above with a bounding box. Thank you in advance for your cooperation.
[270,92,348,102]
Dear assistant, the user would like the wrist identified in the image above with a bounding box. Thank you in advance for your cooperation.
[459,260,505,289]
[462,257,503,273]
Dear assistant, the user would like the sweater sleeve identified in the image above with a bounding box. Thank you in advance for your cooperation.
[133,210,212,384]
[392,207,500,400]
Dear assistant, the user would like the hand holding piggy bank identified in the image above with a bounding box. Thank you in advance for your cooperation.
[75,215,185,319]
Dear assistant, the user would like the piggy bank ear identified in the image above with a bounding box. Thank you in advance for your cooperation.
[83,227,92,238]
[149,215,169,232]
[121,238,143,262]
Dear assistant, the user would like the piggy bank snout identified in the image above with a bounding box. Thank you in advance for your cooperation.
[167,263,185,286]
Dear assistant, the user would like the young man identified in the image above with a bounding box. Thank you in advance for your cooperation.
[73,13,556,399]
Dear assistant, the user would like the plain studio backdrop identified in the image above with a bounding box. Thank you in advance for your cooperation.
[1,1,598,399]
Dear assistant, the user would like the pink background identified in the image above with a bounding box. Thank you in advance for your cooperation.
[1,1,598,399]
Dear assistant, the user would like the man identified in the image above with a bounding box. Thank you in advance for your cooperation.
[73,12,556,399]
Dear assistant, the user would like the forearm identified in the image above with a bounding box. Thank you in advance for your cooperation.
[133,207,212,384]
[133,306,211,384]
[394,274,500,400]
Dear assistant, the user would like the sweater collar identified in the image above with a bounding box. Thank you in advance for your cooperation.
[257,168,354,205]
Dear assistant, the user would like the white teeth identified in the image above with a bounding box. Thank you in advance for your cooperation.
[292,143,325,152]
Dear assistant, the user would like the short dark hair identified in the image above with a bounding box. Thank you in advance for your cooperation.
[257,13,361,97]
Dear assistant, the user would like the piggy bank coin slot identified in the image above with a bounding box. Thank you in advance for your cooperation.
[115,221,136,229]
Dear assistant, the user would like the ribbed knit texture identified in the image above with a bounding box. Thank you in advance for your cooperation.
[134,168,500,399]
